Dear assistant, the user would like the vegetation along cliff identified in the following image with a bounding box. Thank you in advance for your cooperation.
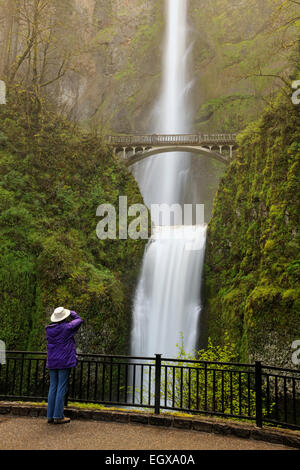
[204,82,300,366]
[202,1,300,366]
[0,86,147,353]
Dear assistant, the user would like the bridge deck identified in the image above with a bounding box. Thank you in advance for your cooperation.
[106,134,237,147]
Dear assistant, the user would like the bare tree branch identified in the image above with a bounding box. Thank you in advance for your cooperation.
[8,30,37,82]
[40,57,68,88]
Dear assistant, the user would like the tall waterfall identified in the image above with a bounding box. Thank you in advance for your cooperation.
[131,0,207,358]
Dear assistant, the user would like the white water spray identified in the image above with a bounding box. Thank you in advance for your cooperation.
[131,0,207,358]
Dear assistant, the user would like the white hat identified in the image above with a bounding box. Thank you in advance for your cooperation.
[51,307,71,323]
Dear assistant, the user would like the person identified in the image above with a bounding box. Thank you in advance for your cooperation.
[45,307,83,424]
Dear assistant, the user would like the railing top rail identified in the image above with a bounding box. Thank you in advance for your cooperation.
[105,133,238,136]
[6,351,47,355]
[76,354,156,361]
[162,358,254,367]
[261,364,300,374]
[5,351,156,361]
[4,351,252,368]
[106,133,238,141]
[4,351,299,375]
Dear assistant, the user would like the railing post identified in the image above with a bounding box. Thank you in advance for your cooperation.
[19,352,25,396]
[155,354,162,414]
[255,361,263,428]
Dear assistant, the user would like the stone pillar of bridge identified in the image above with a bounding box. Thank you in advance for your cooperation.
[229,145,233,159]
[219,145,223,154]
[123,147,126,159]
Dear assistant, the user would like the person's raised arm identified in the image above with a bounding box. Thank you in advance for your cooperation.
[67,311,83,332]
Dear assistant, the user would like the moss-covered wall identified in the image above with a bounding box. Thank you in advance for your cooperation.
[0,86,147,354]
[203,90,300,366]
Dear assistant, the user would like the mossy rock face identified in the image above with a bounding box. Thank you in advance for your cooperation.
[189,0,297,133]
[2,0,295,134]
[52,0,165,133]
[203,89,300,366]
[1,0,296,137]
[0,86,148,354]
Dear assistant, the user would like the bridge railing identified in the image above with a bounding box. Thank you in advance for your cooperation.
[0,351,299,430]
[106,134,238,146]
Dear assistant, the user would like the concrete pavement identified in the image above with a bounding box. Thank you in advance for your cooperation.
[0,416,295,450]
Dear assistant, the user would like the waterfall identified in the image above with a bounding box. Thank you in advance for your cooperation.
[131,0,207,358]
[132,0,192,207]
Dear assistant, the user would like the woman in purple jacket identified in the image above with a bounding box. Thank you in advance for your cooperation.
[46,307,83,424]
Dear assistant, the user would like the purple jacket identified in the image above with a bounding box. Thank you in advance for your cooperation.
[46,311,83,369]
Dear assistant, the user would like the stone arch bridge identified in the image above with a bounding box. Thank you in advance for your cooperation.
[105,134,238,166]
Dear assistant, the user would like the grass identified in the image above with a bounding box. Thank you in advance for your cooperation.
[7,399,254,422]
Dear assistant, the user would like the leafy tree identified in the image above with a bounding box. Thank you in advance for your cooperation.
[160,333,257,418]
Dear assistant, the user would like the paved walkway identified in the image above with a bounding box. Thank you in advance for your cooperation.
[0,416,294,450]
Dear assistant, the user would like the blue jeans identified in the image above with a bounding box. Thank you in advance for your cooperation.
[47,369,71,419]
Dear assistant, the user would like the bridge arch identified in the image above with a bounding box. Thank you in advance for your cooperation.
[125,145,231,166]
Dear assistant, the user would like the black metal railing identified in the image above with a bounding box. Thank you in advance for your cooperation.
[261,365,300,429]
[0,351,299,430]
[159,357,257,422]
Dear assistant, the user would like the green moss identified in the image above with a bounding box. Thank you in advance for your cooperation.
[93,26,116,44]
[0,85,147,354]
[114,63,135,82]
[204,87,300,365]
